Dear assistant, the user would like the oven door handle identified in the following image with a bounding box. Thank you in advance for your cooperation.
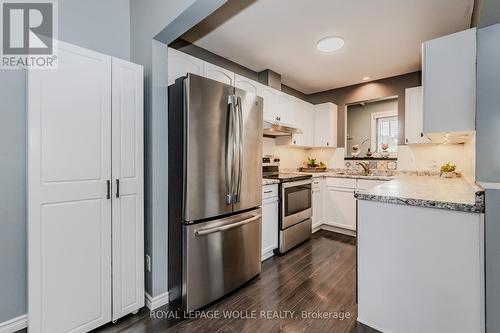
[282,179,312,188]
[194,214,261,236]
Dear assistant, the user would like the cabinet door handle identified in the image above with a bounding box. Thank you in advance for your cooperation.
[116,179,120,198]
[106,180,111,200]
[326,142,329,146]
[263,190,273,194]
[405,138,408,143]
[420,132,424,137]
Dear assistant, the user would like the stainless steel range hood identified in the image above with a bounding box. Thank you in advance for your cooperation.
[263,119,302,136]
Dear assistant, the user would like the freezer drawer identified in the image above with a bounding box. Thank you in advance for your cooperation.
[171,208,262,312]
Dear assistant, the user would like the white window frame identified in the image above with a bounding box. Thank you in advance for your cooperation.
[370,110,398,156]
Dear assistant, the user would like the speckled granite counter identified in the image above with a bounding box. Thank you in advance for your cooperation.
[262,178,280,185]
[296,171,395,181]
[355,176,484,213]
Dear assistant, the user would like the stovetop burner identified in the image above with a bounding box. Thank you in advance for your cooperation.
[262,172,312,183]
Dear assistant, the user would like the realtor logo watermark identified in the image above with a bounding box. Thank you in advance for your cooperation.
[1,0,58,69]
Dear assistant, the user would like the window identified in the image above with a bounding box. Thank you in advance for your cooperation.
[377,116,398,152]
[370,111,398,154]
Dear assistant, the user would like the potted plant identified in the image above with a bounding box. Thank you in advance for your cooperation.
[299,157,327,172]
[440,162,457,178]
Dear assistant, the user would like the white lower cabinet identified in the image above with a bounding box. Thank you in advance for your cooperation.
[261,185,279,260]
[325,187,357,231]
[311,178,388,233]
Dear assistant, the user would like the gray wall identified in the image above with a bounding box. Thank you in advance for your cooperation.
[129,0,198,298]
[476,24,500,183]
[476,23,500,333]
[0,0,130,323]
[130,0,226,298]
[0,70,26,323]
[307,72,421,148]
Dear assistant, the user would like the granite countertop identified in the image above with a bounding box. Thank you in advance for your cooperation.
[355,176,485,213]
[262,178,280,185]
[296,171,395,181]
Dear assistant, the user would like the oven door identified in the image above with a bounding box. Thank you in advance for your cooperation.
[282,179,312,229]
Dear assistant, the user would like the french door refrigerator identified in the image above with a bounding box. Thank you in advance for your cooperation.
[168,73,263,312]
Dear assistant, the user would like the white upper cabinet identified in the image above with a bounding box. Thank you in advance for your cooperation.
[276,92,298,126]
[203,61,235,85]
[291,99,314,147]
[167,47,203,86]
[313,102,337,148]
[405,87,430,144]
[257,84,280,122]
[422,28,476,134]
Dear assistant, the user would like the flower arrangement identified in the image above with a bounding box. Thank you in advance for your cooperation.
[440,162,457,178]
[299,157,327,172]
[351,144,360,157]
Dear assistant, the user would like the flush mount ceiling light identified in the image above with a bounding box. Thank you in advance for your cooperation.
[316,36,345,52]
[362,76,372,81]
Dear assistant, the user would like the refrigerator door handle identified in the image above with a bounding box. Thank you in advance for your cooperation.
[225,95,236,205]
[234,96,243,203]
[193,214,262,236]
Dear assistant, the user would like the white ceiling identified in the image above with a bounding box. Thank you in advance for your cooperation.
[184,0,474,94]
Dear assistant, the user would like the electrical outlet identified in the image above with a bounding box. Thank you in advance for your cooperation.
[145,254,151,271]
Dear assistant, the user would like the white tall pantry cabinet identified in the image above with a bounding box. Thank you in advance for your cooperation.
[28,42,144,333]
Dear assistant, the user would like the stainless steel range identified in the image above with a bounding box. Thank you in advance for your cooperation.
[263,155,312,254]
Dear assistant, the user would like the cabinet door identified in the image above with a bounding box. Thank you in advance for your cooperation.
[168,47,203,86]
[28,41,112,333]
[292,100,314,147]
[111,58,145,321]
[405,87,430,144]
[312,187,323,230]
[324,187,356,230]
[276,93,297,126]
[257,84,279,122]
[422,28,476,134]
[313,103,337,147]
[203,62,235,85]
[261,197,279,260]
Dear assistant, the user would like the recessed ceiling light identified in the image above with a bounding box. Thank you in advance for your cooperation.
[316,36,344,52]
[362,76,372,81]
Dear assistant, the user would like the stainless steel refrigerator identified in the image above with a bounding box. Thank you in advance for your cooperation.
[168,73,263,312]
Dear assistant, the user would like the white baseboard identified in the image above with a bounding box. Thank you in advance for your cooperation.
[315,224,356,237]
[356,317,387,333]
[145,292,169,310]
[261,246,276,261]
[0,314,28,333]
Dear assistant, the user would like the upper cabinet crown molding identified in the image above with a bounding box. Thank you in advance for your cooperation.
[422,28,476,135]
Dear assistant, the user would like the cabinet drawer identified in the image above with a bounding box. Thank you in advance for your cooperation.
[357,179,387,191]
[262,184,279,199]
[312,178,323,188]
[326,177,356,189]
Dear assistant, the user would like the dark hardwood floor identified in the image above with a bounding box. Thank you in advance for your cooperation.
[94,230,377,333]
[17,231,377,333]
